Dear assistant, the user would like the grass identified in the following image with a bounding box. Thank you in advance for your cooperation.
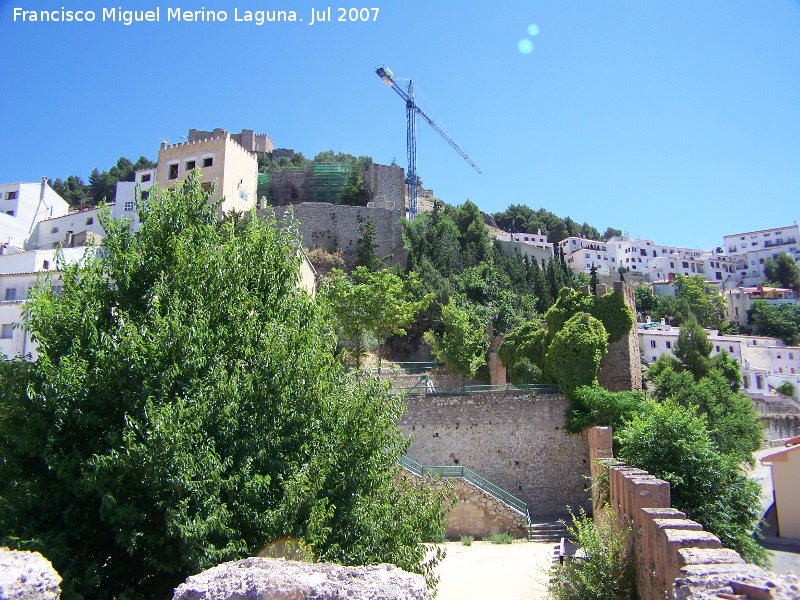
[460,535,474,546]
[486,532,515,544]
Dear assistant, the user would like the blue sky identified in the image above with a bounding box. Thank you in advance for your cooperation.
[1,0,798,249]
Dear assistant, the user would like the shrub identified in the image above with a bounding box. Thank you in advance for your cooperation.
[460,535,474,546]
[547,313,608,396]
[547,507,634,600]
[486,532,514,544]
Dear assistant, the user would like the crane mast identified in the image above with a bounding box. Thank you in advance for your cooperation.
[376,66,481,219]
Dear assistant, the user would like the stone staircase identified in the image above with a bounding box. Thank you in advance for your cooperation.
[528,519,572,543]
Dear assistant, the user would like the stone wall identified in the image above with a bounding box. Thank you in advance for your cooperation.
[403,473,528,539]
[365,163,406,212]
[762,414,800,446]
[399,393,591,517]
[597,281,643,392]
[588,427,800,600]
[270,203,406,267]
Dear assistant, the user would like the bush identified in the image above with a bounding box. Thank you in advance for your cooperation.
[566,386,648,434]
[486,532,514,544]
[460,535,474,546]
[776,381,796,397]
[547,507,634,600]
[547,313,608,396]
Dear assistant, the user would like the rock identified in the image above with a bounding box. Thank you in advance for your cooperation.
[172,557,430,600]
[0,547,62,599]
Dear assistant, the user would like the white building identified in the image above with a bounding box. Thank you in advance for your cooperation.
[638,321,800,406]
[494,231,553,269]
[721,225,800,287]
[0,247,98,359]
[559,236,617,275]
[0,179,70,251]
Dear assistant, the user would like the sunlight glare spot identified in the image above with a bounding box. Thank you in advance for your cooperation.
[527,24,540,37]
[518,39,534,54]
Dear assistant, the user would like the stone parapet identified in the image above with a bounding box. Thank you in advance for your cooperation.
[588,426,795,600]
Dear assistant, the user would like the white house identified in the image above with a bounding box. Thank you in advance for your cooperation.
[0,247,98,359]
[722,225,800,287]
[559,236,617,275]
[0,179,70,251]
[495,231,554,269]
[723,286,796,326]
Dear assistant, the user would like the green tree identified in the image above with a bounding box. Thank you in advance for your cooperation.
[424,295,488,379]
[763,252,800,290]
[672,315,713,380]
[650,367,762,463]
[0,175,450,598]
[634,284,658,315]
[547,313,608,396]
[618,401,767,565]
[339,167,368,206]
[322,269,374,368]
[49,175,89,206]
[601,227,622,241]
[747,300,800,345]
[355,219,383,271]
[673,275,725,328]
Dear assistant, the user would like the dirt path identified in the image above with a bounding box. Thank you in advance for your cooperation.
[433,540,555,600]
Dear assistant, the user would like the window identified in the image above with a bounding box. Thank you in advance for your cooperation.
[650,340,657,348]
[86,217,94,225]
[670,262,674,268]
[140,173,151,182]
[51,227,59,234]
[585,253,590,259]
[239,189,249,201]
[743,375,750,389]
[202,156,213,168]
[185,160,196,171]
[790,353,794,360]
[759,258,764,264]
[756,375,763,389]
[140,191,150,201]
[729,346,734,353]
[168,163,179,180]
[43,260,50,269]
[51,285,62,295]
[5,191,18,200]
[201,182,212,192]
[665,341,671,349]
[0,324,13,339]
[682,262,689,268]
[4,288,17,301]
[5,210,13,216]
[715,345,720,352]
[124,201,135,212]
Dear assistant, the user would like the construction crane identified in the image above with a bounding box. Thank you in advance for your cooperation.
[375,66,482,219]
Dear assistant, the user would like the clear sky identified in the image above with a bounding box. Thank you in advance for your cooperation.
[1,0,798,249]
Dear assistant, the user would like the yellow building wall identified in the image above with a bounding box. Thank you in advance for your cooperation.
[155,134,257,218]
[768,449,800,538]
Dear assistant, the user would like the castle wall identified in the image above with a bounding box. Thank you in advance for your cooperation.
[270,203,406,267]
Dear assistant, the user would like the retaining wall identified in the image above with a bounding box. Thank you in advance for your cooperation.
[399,393,591,518]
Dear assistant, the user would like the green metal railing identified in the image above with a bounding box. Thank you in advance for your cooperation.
[398,455,533,537]
[392,381,561,397]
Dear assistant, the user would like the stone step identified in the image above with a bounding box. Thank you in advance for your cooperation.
[528,521,572,543]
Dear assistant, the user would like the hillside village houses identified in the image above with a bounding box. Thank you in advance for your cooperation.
[2,128,799,387]
[639,320,800,406]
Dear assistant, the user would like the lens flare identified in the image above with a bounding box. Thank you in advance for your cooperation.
[518,39,534,54]
[527,24,540,36]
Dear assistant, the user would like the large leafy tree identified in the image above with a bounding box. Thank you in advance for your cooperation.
[747,300,800,345]
[0,175,449,598]
[618,401,767,565]
[672,314,714,380]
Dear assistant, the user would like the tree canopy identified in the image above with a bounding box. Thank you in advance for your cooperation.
[0,174,449,598]
[763,252,800,290]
